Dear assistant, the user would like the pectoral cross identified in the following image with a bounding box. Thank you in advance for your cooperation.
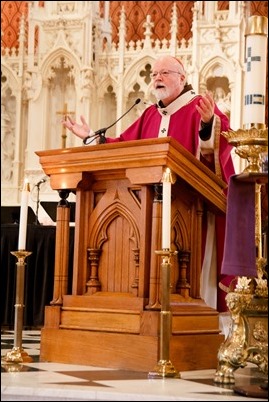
[57,103,75,148]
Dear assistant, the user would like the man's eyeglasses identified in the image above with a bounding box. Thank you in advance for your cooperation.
[150,70,181,79]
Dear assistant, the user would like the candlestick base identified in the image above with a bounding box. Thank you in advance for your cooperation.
[2,346,33,364]
[148,360,180,378]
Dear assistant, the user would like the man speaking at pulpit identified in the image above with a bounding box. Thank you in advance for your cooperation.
[63,55,235,312]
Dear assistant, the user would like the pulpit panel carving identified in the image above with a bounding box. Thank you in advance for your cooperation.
[86,178,143,296]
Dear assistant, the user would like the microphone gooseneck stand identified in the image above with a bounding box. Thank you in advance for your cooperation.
[35,182,41,225]
[34,179,46,224]
[83,98,141,145]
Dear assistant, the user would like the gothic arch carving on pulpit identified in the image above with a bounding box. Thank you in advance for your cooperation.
[87,194,141,294]
[171,199,194,294]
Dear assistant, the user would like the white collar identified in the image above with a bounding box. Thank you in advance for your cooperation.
[157,89,197,116]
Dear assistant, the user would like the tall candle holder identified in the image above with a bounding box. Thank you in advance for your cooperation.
[214,123,268,386]
[148,167,179,378]
[214,130,268,386]
[1,250,33,365]
[148,250,180,379]
[214,16,268,391]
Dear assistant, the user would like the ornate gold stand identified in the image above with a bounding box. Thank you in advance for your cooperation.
[214,126,268,387]
[2,250,33,368]
[214,277,268,384]
[148,250,180,378]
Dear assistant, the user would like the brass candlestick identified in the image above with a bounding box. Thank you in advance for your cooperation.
[148,249,180,378]
[2,250,33,364]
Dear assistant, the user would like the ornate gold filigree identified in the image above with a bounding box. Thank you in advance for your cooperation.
[222,127,268,173]
[235,276,252,293]
[255,277,268,298]
[214,287,268,384]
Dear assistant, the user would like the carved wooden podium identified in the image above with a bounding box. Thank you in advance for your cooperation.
[36,137,227,372]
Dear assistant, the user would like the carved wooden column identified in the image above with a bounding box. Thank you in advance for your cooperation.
[85,248,102,295]
[146,184,162,309]
[176,251,191,297]
[131,248,140,296]
[50,190,71,305]
[192,198,204,298]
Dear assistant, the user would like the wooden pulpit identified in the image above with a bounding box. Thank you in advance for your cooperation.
[36,137,227,372]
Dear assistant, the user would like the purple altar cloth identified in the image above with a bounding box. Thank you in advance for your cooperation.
[221,175,256,277]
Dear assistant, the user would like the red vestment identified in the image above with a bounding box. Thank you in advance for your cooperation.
[106,96,234,183]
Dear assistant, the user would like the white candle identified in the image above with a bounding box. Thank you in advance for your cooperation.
[18,179,30,250]
[243,15,268,127]
[162,169,172,250]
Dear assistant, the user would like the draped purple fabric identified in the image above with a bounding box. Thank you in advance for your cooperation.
[221,175,256,277]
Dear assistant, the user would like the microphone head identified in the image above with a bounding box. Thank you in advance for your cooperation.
[135,98,141,105]
[36,177,47,185]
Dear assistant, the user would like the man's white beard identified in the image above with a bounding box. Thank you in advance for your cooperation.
[152,87,170,100]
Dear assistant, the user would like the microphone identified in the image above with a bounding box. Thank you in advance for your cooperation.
[83,98,141,145]
[34,177,47,224]
[36,177,47,187]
